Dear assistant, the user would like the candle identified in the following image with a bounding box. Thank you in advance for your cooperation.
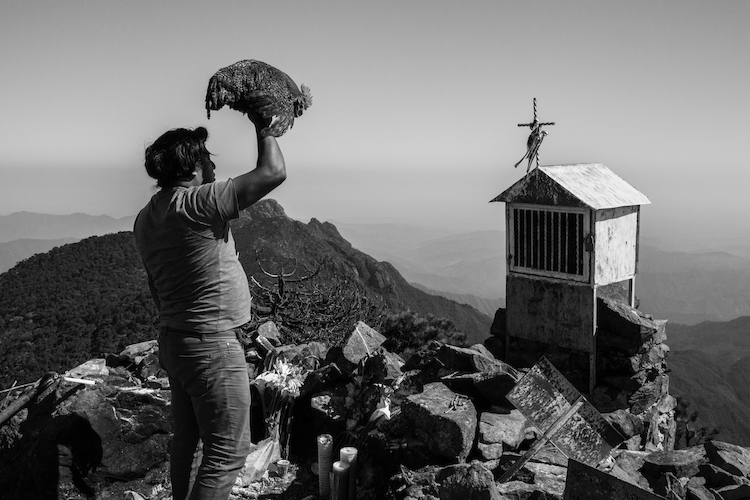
[332,460,350,500]
[339,446,358,500]
[317,434,333,497]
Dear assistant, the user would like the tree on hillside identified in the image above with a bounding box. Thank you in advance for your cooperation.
[674,396,720,449]
[380,309,467,359]
[248,254,386,346]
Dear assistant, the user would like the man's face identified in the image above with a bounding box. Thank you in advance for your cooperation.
[197,154,215,184]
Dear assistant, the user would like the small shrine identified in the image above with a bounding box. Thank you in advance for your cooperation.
[492,101,651,392]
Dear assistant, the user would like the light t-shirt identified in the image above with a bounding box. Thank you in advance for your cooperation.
[134,179,252,333]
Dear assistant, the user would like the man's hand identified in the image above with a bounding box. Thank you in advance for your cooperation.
[246,110,270,134]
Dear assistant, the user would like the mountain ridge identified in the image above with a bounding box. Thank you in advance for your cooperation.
[0,200,491,389]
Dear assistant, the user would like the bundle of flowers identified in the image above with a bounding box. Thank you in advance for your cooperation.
[252,358,307,455]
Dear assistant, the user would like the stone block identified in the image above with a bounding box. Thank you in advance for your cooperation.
[258,321,282,346]
[478,410,528,453]
[401,382,477,461]
[641,446,708,479]
[705,440,750,478]
[342,322,385,366]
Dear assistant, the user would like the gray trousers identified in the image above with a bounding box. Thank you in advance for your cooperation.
[159,329,251,500]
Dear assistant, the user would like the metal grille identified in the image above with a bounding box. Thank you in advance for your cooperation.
[513,208,584,276]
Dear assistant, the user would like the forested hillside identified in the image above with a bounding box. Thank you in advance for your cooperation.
[0,232,157,388]
[0,200,492,389]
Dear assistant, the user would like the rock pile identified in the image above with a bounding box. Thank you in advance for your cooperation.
[489,297,674,455]
[0,317,737,500]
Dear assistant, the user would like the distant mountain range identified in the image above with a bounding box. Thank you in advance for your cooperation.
[0,211,135,243]
[667,317,750,445]
[3,211,750,326]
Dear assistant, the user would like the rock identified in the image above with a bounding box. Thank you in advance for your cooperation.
[613,450,654,491]
[629,374,669,415]
[473,369,519,407]
[704,440,750,478]
[119,340,159,365]
[687,476,715,500]
[342,322,386,365]
[436,462,502,500]
[138,352,163,379]
[605,409,644,439]
[641,446,707,479]
[477,442,504,461]
[699,463,749,489]
[383,350,405,382]
[656,394,677,413]
[257,320,282,346]
[524,461,567,498]
[401,382,477,461]
[437,344,506,374]
[598,297,668,347]
[66,358,109,379]
[299,363,343,398]
[650,472,687,500]
[477,411,528,459]
[495,480,543,500]
[714,483,750,500]
[276,341,329,371]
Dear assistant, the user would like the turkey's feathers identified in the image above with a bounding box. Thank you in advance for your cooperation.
[205,59,312,137]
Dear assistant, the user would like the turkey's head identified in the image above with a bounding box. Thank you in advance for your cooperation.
[294,84,313,117]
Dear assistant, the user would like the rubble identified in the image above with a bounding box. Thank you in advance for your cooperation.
[0,317,744,500]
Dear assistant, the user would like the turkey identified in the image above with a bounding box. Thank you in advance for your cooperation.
[205,60,312,137]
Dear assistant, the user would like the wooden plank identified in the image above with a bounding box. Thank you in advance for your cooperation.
[594,206,639,286]
[564,459,666,500]
[506,357,623,467]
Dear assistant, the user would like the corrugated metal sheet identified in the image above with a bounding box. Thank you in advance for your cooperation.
[493,163,650,209]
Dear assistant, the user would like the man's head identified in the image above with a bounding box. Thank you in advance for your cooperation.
[145,127,212,187]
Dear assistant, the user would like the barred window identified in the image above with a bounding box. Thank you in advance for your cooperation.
[511,206,587,278]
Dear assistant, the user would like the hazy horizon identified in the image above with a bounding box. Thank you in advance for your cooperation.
[2,1,749,247]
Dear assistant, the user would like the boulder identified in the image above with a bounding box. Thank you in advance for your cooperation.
[699,463,749,489]
[119,340,159,365]
[629,374,670,415]
[342,322,386,365]
[477,411,528,459]
[276,341,329,371]
[257,320,282,346]
[473,369,520,407]
[382,350,406,382]
[613,450,654,491]
[435,462,502,500]
[437,344,506,374]
[641,446,707,479]
[66,358,109,379]
[714,483,750,500]
[401,383,477,461]
[687,476,715,500]
[704,440,750,478]
[524,461,567,498]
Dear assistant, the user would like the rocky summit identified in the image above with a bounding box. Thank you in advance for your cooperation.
[1,315,748,500]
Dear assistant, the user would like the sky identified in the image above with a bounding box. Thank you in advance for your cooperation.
[1,1,749,246]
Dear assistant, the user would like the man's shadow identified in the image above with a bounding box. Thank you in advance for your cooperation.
[0,379,103,500]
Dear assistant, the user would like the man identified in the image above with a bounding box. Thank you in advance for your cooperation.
[134,112,285,500]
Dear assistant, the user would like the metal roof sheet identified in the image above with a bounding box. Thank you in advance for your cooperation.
[493,163,650,209]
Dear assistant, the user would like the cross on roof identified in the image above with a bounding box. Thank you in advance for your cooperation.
[515,98,555,173]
